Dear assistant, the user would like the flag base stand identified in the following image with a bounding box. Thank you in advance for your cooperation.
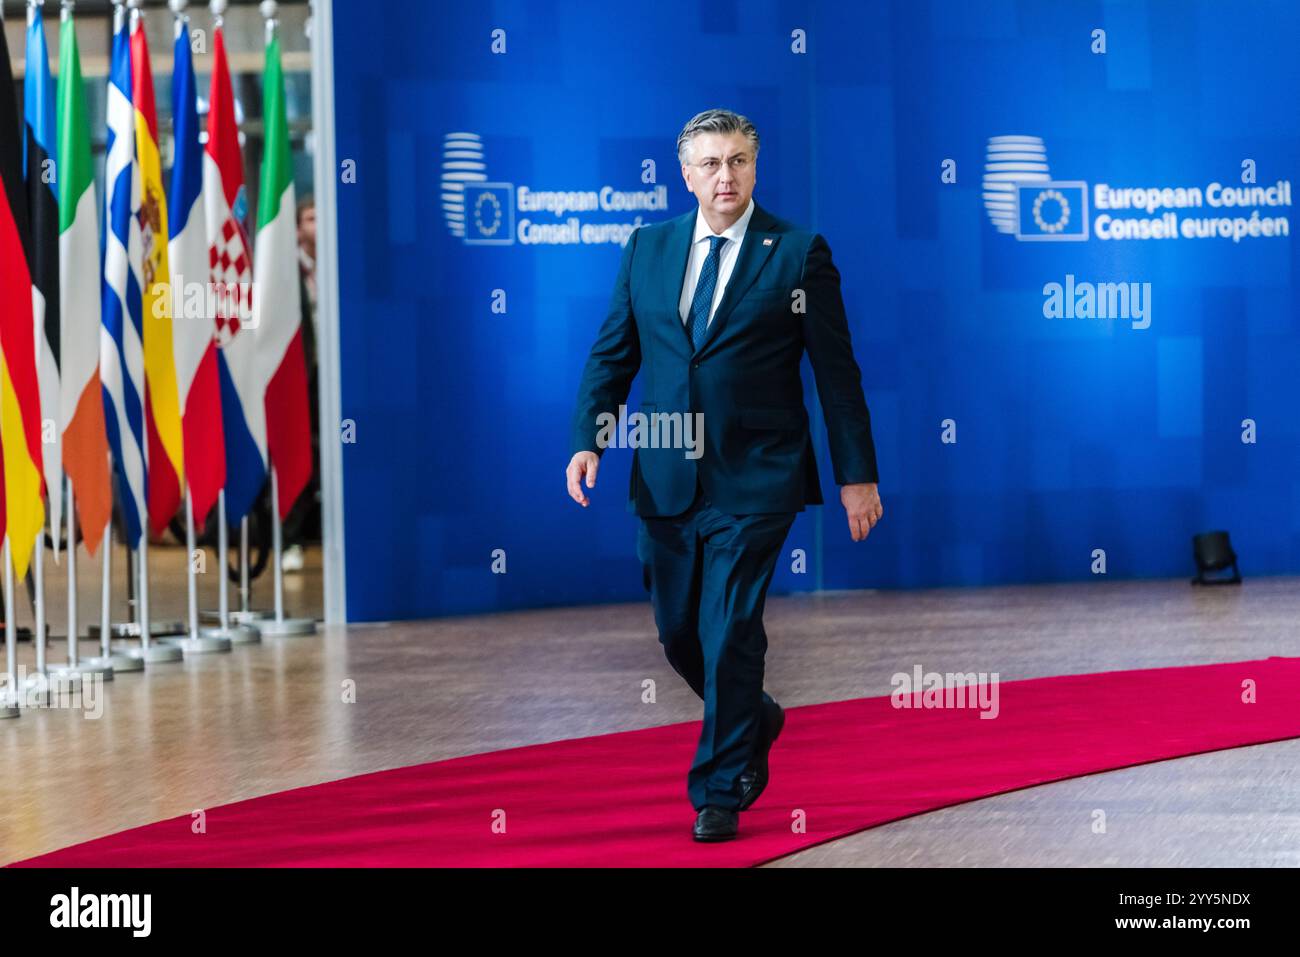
[175,634,233,654]
[203,623,261,644]
[89,621,186,641]
[232,609,274,626]
[200,608,272,626]
[261,470,317,640]
[20,673,51,706]
[258,617,317,637]
[48,660,115,682]
[84,652,142,672]
[126,620,187,638]
[117,642,184,664]
[45,629,118,681]
[27,670,89,695]
[42,666,82,690]
[0,704,17,719]
[44,633,116,682]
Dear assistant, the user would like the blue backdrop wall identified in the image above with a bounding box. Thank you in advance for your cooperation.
[331,0,1300,621]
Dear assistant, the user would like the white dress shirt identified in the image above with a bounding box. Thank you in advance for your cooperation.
[678,197,756,329]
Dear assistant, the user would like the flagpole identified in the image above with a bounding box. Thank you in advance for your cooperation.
[32,538,43,668]
[126,526,179,662]
[48,0,98,686]
[258,470,314,638]
[139,534,148,648]
[86,0,139,671]
[256,4,315,638]
[89,518,138,671]
[116,0,182,664]
[208,491,258,643]
[23,530,51,705]
[100,521,112,661]
[24,527,48,696]
[232,514,270,625]
[49,479,114,683]
[177,490,232,653]
[238,515,249,612]
[199,507,264,629]
[131,527,180,662]
[0,0,9,719]
[161,0,232,656]
[1,540,18,717]
[221,495,231,630]
[65,482,77,668]
[19,0,51,703]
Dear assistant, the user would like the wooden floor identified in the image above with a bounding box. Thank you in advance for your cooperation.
[2,549,1298,867]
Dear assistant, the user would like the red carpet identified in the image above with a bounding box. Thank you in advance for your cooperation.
[12,656,1300,867]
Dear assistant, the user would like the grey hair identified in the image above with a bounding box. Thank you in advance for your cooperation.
[676,109,760,166]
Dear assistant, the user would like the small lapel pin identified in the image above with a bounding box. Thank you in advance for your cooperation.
[762,237,773,246]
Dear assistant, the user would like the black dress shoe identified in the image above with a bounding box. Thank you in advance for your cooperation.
[692,806,739,842]
[738,700,784,811]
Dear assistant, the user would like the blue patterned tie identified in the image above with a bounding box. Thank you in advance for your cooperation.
[689,235,727,351]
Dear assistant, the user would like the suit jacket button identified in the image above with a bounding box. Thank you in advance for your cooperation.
[692,361,700,369]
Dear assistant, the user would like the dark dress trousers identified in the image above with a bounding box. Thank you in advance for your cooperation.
[570,201,880,810]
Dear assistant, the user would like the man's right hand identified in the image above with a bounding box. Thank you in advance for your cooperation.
[566,451,600,507]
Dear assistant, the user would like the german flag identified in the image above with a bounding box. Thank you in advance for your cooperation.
[0,22,47,579]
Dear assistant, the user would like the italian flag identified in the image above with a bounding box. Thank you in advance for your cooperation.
[252,30,311,521]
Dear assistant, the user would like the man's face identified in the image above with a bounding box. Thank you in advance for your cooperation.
[298,206,317,252]
[680,131,756,222]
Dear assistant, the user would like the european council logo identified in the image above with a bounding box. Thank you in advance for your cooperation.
[441,131,516,245]
[463,183,515,245]
[983,135,1051,233]
[1015,181,1089,241]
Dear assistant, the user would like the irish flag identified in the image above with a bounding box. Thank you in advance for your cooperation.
[253,28,311,520]
[130,12,184,536]
[57,6,111,556]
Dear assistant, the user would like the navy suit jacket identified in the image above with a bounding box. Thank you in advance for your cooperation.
[570,201,879,516]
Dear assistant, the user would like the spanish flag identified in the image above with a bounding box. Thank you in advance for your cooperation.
[130,12,184,536]
[0,21,46,579]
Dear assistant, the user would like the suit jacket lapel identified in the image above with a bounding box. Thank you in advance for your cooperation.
[663,208,698,351]
[694,201,780,355]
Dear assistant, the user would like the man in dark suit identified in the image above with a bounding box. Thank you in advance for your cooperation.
[566,109,883,842]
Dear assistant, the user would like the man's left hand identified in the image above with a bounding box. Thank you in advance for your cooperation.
[841,483,883,542]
